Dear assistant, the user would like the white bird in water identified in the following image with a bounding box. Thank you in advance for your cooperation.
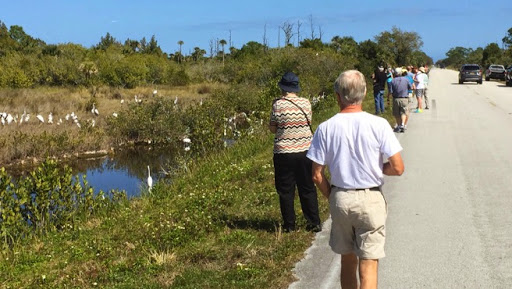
[36,114,44,123]
[147,165,153,192]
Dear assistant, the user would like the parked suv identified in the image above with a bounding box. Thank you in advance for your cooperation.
[506,65,512,86]
[459,64,482,84]
[485,64,506,81]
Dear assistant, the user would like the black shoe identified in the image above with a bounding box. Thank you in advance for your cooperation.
[399,126,405,133]
[425,107,429,110]
[306,224,322,232]
[393,126,400,133]
[282,226,296,233]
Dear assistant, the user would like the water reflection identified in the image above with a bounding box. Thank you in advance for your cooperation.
[7,145,181,199]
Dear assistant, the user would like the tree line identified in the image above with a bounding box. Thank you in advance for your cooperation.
[437,28,512,69]
[0,19,432,89]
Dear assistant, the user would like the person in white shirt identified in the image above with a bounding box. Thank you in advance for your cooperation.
[307,70,404,289]
[414,67,429,112]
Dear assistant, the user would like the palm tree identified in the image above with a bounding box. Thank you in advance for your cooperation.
[177,40,184,63]
[219,39,227,65]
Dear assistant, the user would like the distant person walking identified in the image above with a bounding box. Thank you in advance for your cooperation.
[422,65,430,109]
[385,67,393,98]
[372,66,387,115]
[307,70,404,289]
[269,72,321,233]
[390,68,412,133]
[414,67,429,112]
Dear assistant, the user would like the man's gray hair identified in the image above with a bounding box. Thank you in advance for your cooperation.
[334,70,366,105]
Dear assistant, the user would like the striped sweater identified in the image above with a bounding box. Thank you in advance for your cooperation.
[270,96,313,154]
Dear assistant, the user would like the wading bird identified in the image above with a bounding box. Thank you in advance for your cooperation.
[36,114,44,123]
[147,165,153,192]
[91,103,99,116]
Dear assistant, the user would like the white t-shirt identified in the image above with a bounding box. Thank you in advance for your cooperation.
[415,72,428,89]
[307,112,402,189]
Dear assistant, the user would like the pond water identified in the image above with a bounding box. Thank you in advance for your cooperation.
[7,146,183,199]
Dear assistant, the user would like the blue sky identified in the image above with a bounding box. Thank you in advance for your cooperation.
[1,0,511,61]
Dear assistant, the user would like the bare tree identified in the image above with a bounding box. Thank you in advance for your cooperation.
[263,23,268,51]
[309,14,316,39]
[229,29,232,48]
[281,21,295,46]
[215,38,220,56]
[318,25,324,41]
[278,25,281,48]
[209,38,214,58]
[297,20,302,46]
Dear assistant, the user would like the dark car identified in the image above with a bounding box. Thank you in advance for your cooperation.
[459,64,482,84]
[506,65,512,87]
[485,64,506,81]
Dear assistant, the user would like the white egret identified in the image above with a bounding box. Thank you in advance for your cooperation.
[91,103,99,116]
[1,117,4,126]
[174,96,178,105]
[183,137,191,151]
[152,90,157,96]
[147,166,153,191]
[36,114,44,123]
[24,113,30,123]
[48,112,53,124]
[120,99,125,104]
[112,112,118,118]
[20,110,26,124]
[6,114,13,124]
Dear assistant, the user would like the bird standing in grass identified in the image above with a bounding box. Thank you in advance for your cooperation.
[147,165,153,192]
[91,103,99,116]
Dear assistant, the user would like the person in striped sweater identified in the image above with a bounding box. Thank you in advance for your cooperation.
[269,72,321,233]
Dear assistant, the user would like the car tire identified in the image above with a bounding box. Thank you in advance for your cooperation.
[478,80,482,84]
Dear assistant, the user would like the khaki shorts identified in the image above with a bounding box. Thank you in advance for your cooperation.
[329,187,387,259]
[392,98,409,118]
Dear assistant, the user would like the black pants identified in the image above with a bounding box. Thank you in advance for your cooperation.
[273,151,320,230]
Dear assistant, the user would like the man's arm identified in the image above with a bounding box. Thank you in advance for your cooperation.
[312,162,331,198]
[383,152,404,176]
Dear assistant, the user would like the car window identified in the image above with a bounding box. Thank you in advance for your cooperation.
[463,65,480,71]
[490,65,503,69]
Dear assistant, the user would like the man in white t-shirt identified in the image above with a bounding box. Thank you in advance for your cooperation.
[307,70,404,289]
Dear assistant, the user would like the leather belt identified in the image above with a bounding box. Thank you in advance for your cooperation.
[331,185,380,191]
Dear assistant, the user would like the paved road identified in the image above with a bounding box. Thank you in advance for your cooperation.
[289,69,512,288]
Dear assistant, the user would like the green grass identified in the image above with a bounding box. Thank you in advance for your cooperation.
[0,91,388,288]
